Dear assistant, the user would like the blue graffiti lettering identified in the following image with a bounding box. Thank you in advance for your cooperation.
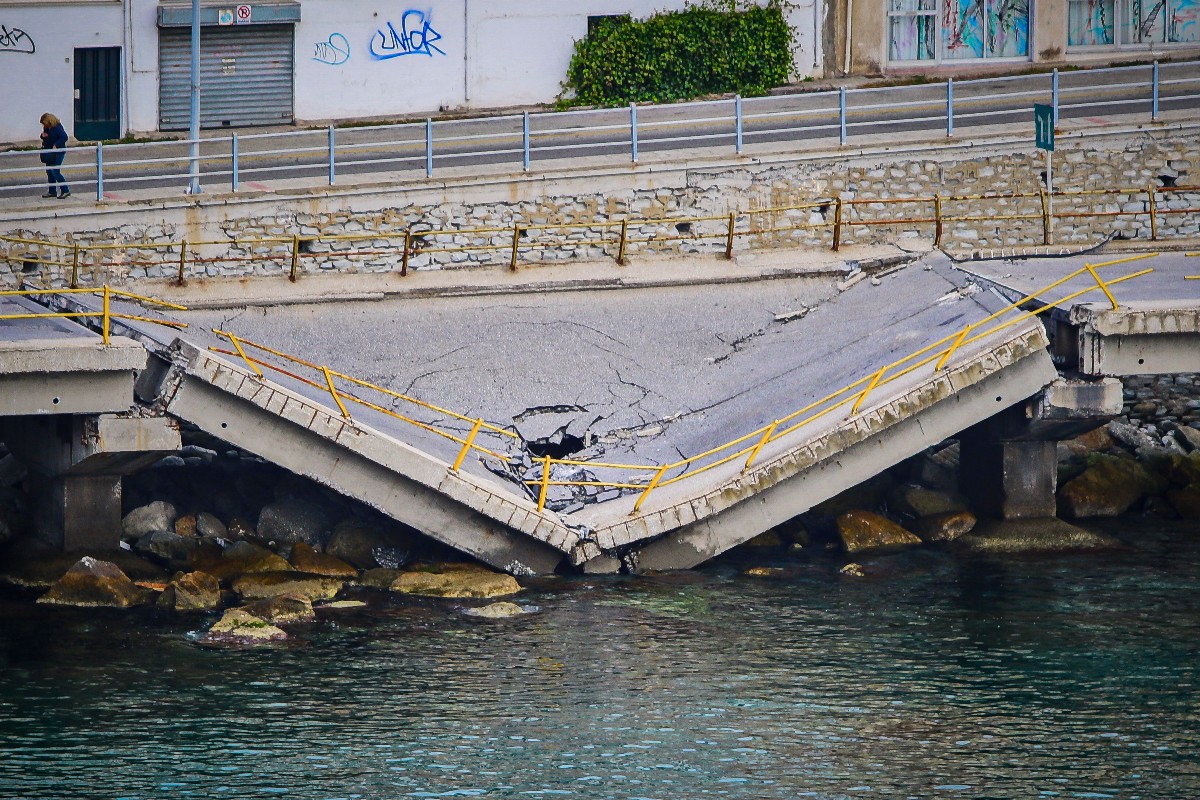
[0,24,35,54]
[370,10,445,60]
[313,32,350,65]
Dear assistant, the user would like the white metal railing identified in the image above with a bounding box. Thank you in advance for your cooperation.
[1,60,1197,203]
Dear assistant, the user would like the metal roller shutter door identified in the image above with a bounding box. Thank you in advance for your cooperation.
[159,25,294,130]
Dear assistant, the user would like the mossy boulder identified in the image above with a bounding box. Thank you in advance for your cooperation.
[157,570,220,612]
[463,601,530,619]
[888,485,968,519]
[914,510,977,543]
[193,541,293,582]
[37,557,153,608]
[1167,485,1200,518]
[289,542,358,578]
[232,571,343,602]
[954,518,1122,553]
[201,609,287,645]
[1058,454,1166,517]
[390,563,521,598]
[835,511,922,554]
[240,592,315,623]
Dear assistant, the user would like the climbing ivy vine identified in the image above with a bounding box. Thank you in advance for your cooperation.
[562,1,795,107]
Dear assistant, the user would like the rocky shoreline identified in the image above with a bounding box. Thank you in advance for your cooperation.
[0,375,1196,645]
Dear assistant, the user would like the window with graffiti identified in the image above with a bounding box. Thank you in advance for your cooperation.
[1068,0,1199,46]
[889,0,1029,60]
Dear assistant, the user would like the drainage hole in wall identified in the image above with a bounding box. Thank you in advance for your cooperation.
[52,397,60,405]
[996,396,1003,402]
[1138,358,1145,365]
[221,422,228,429]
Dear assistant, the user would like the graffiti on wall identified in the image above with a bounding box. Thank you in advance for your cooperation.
[943,0,1028,58]
[0,24,35,54]
[314,32,351,65]
[370,10,445,59]
[1068,0,1198,44]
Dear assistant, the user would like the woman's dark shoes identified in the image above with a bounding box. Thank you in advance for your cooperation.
[58,190,71,199]
[41,192,57,198]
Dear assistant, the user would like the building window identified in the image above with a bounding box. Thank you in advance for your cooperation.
[888,0,1029,61]
[1069,0,1199,45]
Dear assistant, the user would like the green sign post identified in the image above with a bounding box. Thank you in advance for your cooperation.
[1034,103,1055,236]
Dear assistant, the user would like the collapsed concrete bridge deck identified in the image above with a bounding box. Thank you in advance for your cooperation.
[2,249,1196,572]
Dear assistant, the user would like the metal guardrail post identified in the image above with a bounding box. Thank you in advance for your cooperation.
[832,197,843,251]
[70,243,80,288]
[328,125,336,186]
[522,111,531,171]
[630,103,639,163]
[617,219,628,265]
[1152,61,1160,121]
[839,87,847,146]
[1052,68,1060,126]
[101,285,111,346]
[401,229,411,276]
[933,194,943,246]
[536,455,552,511]
[946,78,955,137]
[95,143,104,202]
[289,234,301,282]
[509,224,521,270]
[231,134,239,192]
[425,118,433,178]
[632,463,668,514]
[177,240,188,285]
[743,420,780,471]
[735,94,743,154]
[724,212,736,259]
[452,418,485,472]
[1147,184,1158,240]
[1039,188,1051,245]
[321,365,351,418]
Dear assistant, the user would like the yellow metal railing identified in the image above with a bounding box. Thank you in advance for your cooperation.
[205,255,1156,515]
[0,285,187,344]
[208,330,522,472]
[1,185,1195,284]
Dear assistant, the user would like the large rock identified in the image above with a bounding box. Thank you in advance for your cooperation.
[289,542,358,578]
[201,609,287,645]
[122,501,177,539]
[914,510,977,543]
[1168,485,1200,518]
[232,571,343,602]
[325,519,414,570]
[134,531,200,565]
[256,496,336,550]
[1176,425,1200,453]
[835,511,922,554]
[37,557,153,608]
[1106,420,1159,452]
[240,592,315,623]
[195,511,228,540]
[358,568,405,589]
[1057,427,1115,462]
[1058,454,1166,517]
[190,540,293,583]
[888,485,969,519]
[954,518,1122,553]
[463,601,531,619]
[390,563,522,598]
[157,570,220,612]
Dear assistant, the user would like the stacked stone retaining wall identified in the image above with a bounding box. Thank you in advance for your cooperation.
[1,132,1197,287]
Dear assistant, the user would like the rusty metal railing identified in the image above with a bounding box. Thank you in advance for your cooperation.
[0,285,187,344]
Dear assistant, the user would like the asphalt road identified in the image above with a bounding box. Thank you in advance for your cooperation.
[2,61,1196,201]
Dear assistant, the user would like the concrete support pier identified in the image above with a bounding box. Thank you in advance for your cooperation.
[1,414,180,550]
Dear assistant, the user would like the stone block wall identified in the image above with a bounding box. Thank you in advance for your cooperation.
[1,132,1197,287]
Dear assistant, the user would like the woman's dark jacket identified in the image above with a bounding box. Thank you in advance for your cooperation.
[40,123,68,166]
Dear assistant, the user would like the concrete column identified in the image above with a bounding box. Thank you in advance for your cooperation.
[958,434,1058,519]
[29,474,123,552]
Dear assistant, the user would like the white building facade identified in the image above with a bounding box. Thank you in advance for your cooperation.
[0,0,823,143]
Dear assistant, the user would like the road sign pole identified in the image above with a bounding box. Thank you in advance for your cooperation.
[1152,60,1160,121]
[187,0,201,195]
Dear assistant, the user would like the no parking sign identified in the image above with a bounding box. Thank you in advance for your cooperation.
[235,4,252,24]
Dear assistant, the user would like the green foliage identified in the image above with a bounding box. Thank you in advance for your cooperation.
[563,1,795,107]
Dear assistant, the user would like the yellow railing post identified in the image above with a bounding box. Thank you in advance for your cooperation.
[509,224,521,271]
[743,420,780,471]
[451,418,484,472]
[935,323,973,371]
[632,463,669,514]
[1083,262,1119,310]
[850,366,886,415]
[289,234,301,282]
[1039,188,1051,246]
[401,229,411,277]
[933,194,943,247]
[617,219,628,265]
[177,239,188,285]
[724,211,736,259]
[536,455,552,511]
[832,197,843,252]
[101,285,111,346]
[1147,183,1158,240]
[321,366,351,418]
[224,333,263,377]
[70,243,80,288]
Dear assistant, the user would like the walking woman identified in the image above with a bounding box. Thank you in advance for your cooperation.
[39,112,71,199]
